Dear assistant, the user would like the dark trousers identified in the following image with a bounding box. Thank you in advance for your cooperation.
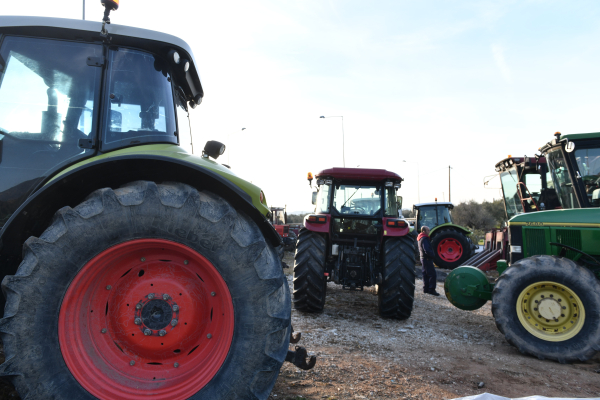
[421,258,437,293]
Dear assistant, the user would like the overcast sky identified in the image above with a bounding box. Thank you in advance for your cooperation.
[5,1,600,213]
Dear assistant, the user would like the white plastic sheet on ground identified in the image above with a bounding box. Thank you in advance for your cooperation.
[451,394,600,400]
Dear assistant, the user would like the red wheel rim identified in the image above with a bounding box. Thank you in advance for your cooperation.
[59,239,234,400]
[437,238,463,263]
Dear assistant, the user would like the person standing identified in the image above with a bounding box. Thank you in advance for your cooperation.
[417,226,440,296]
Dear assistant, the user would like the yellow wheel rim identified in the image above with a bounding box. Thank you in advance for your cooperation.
[516,281,585,342]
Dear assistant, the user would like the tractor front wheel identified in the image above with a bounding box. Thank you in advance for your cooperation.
[0,181,290,399]
[492,255,600,363]
[378,235,416,319]
[431,228,471,270]
[293,229,327,313]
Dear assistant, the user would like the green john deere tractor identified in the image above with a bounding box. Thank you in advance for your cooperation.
[413,202,476,269]
[0,6,312,400]
[445,132,600,363]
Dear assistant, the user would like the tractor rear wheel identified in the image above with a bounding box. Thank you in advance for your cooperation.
[293,229,327,313]
[378,235,416,319]
[0,181,290,399]
[431,228,471,270]
[492,255,600,363]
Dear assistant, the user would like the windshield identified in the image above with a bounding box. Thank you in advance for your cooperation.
[102,48,177,150]
[500,169,522,219]
[417,205,451,230]
[333,185,381,216]
[384,187,399,216]
[546,149,579,209]
[574,147,600,207]
[0,36,101,227]
[272,210,285,225]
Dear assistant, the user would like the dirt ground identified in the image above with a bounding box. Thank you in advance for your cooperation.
[0,252,599,400]
[274,252,600,400]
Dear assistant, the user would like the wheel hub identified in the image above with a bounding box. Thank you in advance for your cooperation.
[538,298,561,320]
[137,296,178,333]
[437,238,463,262]
[516,281,585,342]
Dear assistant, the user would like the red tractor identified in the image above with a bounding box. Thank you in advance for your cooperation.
[269,206,297,251]
[293,168,416,319]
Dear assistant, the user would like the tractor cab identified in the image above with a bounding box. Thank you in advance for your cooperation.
[269,206,289,236]
[0,15,202,228]
[297,167,415,319]
[541,132,600,209]
[495,155,557,220]
[412,201,453,232]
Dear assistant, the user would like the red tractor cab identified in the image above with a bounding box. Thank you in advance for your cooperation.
[293,168,416,320]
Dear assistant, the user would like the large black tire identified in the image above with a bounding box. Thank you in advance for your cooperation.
[0,181,290,399]
[292,229,327,313]
[492,255,600,363]
[378,235,416,319]
[431,228,471,270]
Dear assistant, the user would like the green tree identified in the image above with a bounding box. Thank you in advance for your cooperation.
[452,200,496,232]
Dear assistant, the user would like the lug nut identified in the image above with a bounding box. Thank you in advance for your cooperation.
[159,330,167,336]
[144,329,152,336]
[211,292,216,297]
[136,303,142,310]
[207,333,212,339]
[141,257,146,262]
[163,294,170,300]
[106,285,112,290]
[171,319,178,327]
[184,260,189,265]
[148,293,155,299]
[134,318,142,325]
[130,360,135,366]
[101,328,107,334]
[173,305,179,311]
[174,362,179,368]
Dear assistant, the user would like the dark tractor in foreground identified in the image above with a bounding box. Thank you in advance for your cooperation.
[413,201,476,269]
[293,168,416,319]
[446,132,600,363]
[0,8,310,400]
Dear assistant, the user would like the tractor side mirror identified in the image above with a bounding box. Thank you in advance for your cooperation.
[396,195,403,210]
[311,191,317,205]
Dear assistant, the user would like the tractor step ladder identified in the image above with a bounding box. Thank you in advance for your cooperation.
[460,229,507,271]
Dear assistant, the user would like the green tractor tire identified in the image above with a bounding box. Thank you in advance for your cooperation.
[431,228,471,270]
[444,266,489,311]
[492,255,600,363]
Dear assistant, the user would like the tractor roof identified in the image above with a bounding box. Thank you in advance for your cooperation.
[494,156,546,173]
[561,132,600,141]
[315,168,402,182]
[413,202,453,208]
[0,16,203,101]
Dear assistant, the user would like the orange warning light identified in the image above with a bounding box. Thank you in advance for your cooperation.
[307,172,313,181]
[101,0,119,10]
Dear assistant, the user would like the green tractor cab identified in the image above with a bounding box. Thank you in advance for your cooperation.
[0,8,312,400]
[445,132,600,364]
[412,201,476,269]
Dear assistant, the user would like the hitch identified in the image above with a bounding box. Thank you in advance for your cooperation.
[285,346,316,370]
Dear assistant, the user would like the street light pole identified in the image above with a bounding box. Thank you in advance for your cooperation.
[319,116,345,167]
[402,160,420,203]
[227,127,246,166]
[448,165,452,202]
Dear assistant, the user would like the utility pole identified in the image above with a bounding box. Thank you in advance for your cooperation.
[448,165,451,202]
[83,0,85,20]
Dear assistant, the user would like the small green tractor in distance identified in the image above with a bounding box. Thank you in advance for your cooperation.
[0,5,312,400]
[412,201,476,269]
[294,168,416,319]
[445,132,600,363]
